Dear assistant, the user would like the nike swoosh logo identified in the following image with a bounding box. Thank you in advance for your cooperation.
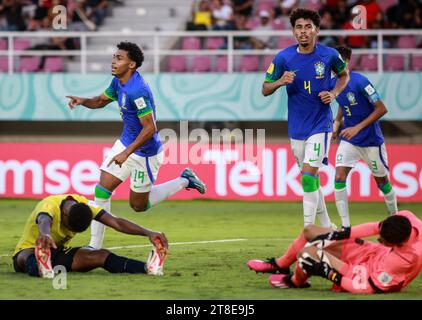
[133,185,144,188]
[308,159,318,162]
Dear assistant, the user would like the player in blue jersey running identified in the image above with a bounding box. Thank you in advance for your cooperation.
[66,42,206,249]
[331,45,398,228]
[263,8,349,227]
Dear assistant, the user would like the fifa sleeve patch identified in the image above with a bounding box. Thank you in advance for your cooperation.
[364,84,376,95]
[378,272,393,287]
[134,97,147,110]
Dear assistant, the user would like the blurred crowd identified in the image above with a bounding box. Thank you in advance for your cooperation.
[186,0,422,49]
[0,0,113,32]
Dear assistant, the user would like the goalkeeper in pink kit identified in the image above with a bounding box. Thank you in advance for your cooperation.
[248,210,422,293]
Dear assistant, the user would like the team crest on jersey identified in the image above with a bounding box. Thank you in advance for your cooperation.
[347,92,358,105]
[314,62,325,79]
[378,272,393,286]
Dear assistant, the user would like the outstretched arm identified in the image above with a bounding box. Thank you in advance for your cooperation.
[98,212,168,249]
[66,93,113,110]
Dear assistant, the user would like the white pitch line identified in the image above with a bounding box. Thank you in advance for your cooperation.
[107,238,248,250]
[0,238,294,257]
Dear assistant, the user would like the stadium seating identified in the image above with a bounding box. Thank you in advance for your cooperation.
[167,56,187,72]
[191,56,211,72]
[0,57,8,72]
[278,37,296,49]
[0,38,7,50]
[360,54,378,71]
[238,55,260,72]
[215,56,228,72]
[43,57,65,72]
[18,57,40,72]
[205,37,225,50]
[13,39,31,51]
[378,0,398,12]
[397,36,417,49]
[411,55,422,71]
[182,37,201,50]
[255,0,275,13]
[384,55,405,71]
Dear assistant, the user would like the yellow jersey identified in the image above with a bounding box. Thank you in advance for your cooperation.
[14,194,105,256]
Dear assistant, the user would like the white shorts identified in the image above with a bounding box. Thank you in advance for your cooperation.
[335,140,389,177]
[100,140,164,193]
[290,132,332,171]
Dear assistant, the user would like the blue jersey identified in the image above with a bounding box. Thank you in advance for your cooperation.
[104,71,162,157]
[265,44,347,140]
[332,71,384,147]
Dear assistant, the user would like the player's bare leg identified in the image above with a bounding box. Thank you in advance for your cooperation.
[374,175,398,215]
[334,166,353,227]
[89,171,123,249]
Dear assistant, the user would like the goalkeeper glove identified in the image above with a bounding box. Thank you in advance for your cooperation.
[298,251,343,286]
[310,226,351,242]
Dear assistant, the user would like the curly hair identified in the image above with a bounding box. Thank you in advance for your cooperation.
[289,8,321,28]
[117,41,144,69]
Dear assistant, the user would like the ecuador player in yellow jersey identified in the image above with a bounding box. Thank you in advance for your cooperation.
[13,194,168,278]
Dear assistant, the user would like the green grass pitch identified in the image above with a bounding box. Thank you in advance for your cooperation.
[1,199,421,300]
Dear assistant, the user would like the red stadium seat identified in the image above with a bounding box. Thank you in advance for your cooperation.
[256,0,275,13]
[238,55,260,72]
[0,57,8,72]
[397,35,417,48]
[384,55,405,71]
[301,0,321,10]
[0,38,7,50]
[182,37,201,50]
[246,17,260,30]
[378,0,397,12]
[205,37,225,50]
[191,56,211,72]
[13,39,31,50]
[215,56,228,72]
[43,57,65,72]
[360,54,378,71]
[167,56,187,72]
[18,56,40,72]
[411,55,422,71]
[271,19,286,30]
[278,37,296,49]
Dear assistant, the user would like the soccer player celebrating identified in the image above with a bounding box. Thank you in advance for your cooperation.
[248,210,422,294]
[332,45,398,229]
[263,8,349,227]
[66,42,206,249]
[13,194,168,278]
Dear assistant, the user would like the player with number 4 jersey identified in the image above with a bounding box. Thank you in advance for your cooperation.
[331,46,398,229]
[263,8,349,227]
